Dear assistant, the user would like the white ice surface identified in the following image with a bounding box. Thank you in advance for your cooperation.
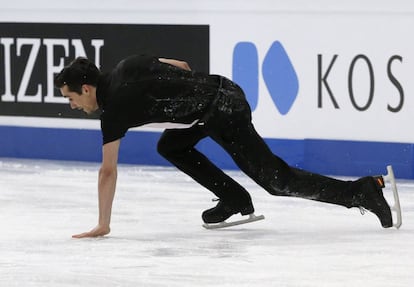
[1,158,413,287]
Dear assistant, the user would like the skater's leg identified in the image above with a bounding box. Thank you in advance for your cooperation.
[157,125,253,208]
[209,122,392,227]
[207,121,295,196]
[204,76,353,204]
[204,76,392,227]
[210,120,357,203]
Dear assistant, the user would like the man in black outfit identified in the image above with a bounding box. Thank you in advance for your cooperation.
[54,55,393,238]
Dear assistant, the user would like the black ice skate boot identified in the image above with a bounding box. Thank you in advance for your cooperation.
[202,199,255,224]
[351,176,393,228]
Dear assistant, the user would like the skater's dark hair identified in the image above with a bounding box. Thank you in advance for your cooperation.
[54,57,101,94]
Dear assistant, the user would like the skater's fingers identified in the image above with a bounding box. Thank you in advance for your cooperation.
[72,225,110,238]
[72,232,92,238]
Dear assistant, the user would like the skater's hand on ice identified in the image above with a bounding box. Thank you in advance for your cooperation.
[72,224,110,239]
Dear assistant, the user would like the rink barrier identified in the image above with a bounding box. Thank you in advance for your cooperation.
[0,125,413,179]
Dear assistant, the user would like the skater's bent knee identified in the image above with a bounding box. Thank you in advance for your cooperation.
[264,180,290,196]
[156,139,170,157]
[267,188,290,197]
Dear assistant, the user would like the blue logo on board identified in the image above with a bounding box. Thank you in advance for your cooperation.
[232,41,299,115]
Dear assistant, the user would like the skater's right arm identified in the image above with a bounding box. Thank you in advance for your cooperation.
[72,140,121,238]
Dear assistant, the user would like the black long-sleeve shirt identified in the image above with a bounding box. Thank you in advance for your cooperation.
[96,55,220,144]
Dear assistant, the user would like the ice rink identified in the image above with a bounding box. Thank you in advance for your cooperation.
[1,158,413,287]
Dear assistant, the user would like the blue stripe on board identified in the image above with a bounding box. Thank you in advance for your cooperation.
[1,126,413,179]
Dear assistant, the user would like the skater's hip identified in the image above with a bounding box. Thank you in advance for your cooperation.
[199,76,252,125]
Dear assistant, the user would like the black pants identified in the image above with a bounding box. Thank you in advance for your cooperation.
[157,77,356,209]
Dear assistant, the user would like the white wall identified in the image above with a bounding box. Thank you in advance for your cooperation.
[2,0,414,143]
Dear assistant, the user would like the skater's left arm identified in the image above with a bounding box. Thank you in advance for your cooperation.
[158,58,191,71]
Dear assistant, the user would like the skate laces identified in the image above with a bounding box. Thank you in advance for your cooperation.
[359,206,367,215]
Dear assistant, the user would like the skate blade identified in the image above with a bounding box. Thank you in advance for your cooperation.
[202,213,265,230]
[383,165,402,229]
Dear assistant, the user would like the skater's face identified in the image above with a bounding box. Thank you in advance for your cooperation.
[60,84,99,114]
